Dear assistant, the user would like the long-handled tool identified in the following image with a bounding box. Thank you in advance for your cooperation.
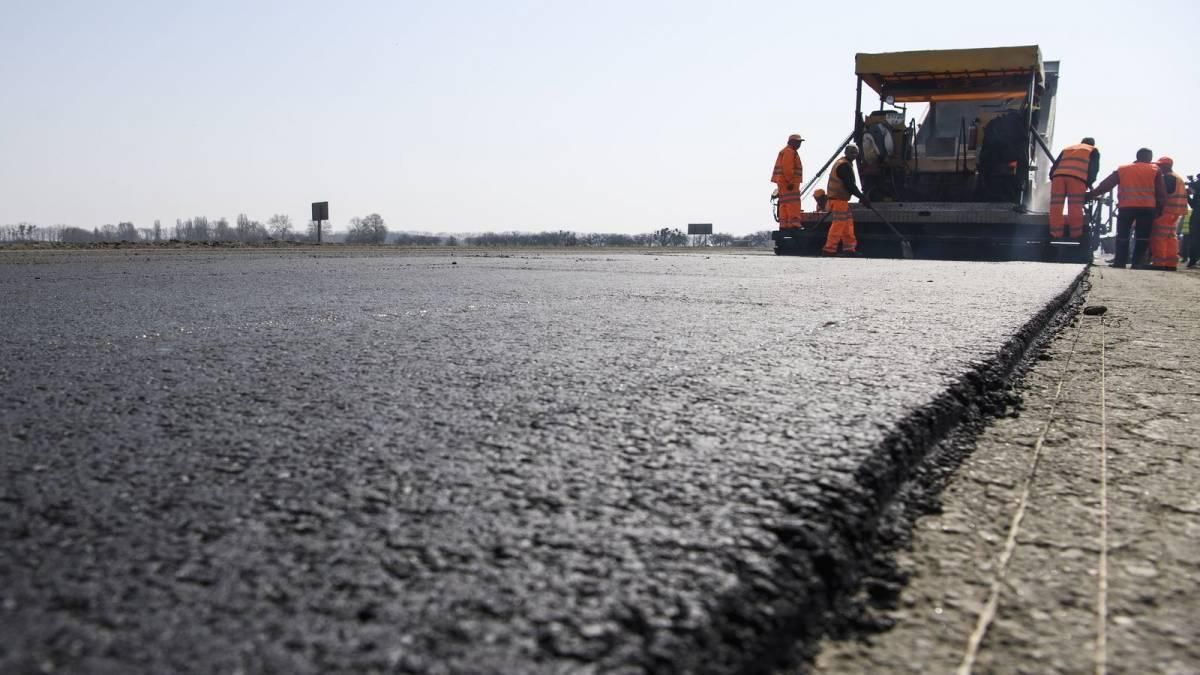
[865,203,914,259]
[798,131,855,201]
[809,209,833,231]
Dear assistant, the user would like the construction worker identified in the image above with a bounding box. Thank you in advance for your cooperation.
[1086,148,1166,268]
[1149,157,1186,270]
[824,145,869,255]
[1188,177,1200,268]
[1048,137,1100,240]
[773,134,804,229]
[812,188,828,213]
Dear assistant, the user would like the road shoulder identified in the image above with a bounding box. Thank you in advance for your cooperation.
[812,266,1200,674]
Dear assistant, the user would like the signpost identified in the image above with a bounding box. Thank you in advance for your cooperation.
[687,223,713,247]
[311,201,329,245]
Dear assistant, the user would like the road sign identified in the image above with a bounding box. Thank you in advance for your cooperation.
[311,202,329,222]
[311,202,328,245]
[687,223,713,235]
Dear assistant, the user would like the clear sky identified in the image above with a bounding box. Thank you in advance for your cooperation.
[2,0,1198,235]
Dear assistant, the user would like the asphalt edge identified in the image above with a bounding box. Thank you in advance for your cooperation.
[653,265,1091,675]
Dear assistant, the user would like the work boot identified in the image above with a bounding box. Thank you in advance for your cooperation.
[1188,259,1197,269]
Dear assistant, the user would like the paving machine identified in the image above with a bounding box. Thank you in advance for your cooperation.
[772,45,1094,263]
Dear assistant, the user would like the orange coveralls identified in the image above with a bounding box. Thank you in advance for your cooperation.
[1150,172,1187,269]
[1048,143,1094,239]
[823,158,858,254]
[773,146,803,228]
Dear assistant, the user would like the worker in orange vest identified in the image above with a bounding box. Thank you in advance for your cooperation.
[1048,137,1099,240]
[1086,148,1166,268]
[824,145,869,255]
[773,134,805,229]
[1149,157,1187,270]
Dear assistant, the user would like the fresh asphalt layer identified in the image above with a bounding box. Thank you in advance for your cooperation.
[0,249,1084,674]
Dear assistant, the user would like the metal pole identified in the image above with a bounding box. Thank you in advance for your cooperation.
[317,220,322,245]
[854,77,864,151]
[1028,122,1055,163]
[799,131,855,199]
[1019,70,1038,207]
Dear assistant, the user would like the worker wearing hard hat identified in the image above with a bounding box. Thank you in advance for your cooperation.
[1148,157,1187,270]
[812,188,828,213]
[824,145,870,255]
[773,134,805,229]
[1048,137,1100,241]
[1086,148,1166,268]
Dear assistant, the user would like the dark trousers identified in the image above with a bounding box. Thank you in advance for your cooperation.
[1190,212,1200,263]
[1113,207,1155,267]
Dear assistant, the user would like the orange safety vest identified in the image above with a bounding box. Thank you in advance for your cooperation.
[1116,162,1158,209]
[1051,143,1093,183]
[826,158,852,200]
[1165,171,1188,217]
[772,147,803,186]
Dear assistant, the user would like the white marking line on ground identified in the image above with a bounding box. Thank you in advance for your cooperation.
[956,301,1085,675]
[1095,308,1109,675]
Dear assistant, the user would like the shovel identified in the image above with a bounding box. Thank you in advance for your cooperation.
[865,203,914,259]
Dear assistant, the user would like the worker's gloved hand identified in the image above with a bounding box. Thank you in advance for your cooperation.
[786,184,795,191]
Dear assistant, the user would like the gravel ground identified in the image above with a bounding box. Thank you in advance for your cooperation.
[0,249,1083,673]
[810,265,1200,674]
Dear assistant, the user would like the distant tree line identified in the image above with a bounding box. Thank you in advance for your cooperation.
[1,216,770,248]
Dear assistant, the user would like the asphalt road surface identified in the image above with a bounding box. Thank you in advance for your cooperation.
[0,249,1083,674]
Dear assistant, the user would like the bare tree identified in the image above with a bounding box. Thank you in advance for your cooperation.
[153,219,162,242]
[346,213,388,244]
[652,227,687,247]
[742,231,773,247]
[213,217,233,241]
[267,214,293,240]
[3,223,41,241]
[116,222,139,241]
[61,227,92,243]
[194,217,211,241]
[236,214,267,242]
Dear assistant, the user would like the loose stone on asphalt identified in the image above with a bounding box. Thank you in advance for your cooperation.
[0,250,1083,673]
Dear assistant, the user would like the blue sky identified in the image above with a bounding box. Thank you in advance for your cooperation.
[2,0,1198,234]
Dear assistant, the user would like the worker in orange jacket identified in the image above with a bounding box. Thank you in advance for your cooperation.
[1048,137,1099,240]
[773,134,804,229]
[1149,157,1187,270]
[1086,148,1166,268]
[824,145,869,255]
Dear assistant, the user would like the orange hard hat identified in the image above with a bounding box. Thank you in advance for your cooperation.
[1156,156,1174,167]
[813,189,826,198]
